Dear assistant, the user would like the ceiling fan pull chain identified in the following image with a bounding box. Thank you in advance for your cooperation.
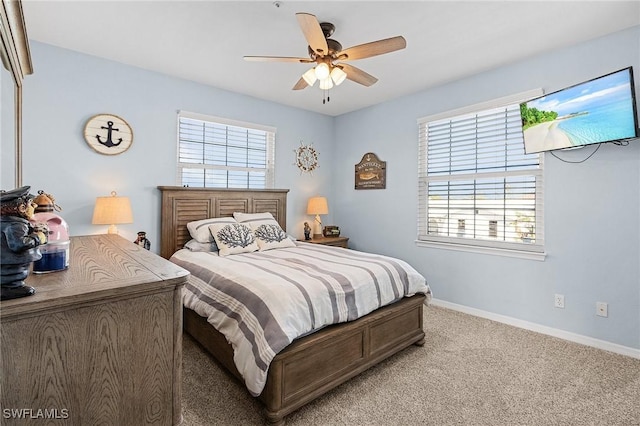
[322,88,330,104]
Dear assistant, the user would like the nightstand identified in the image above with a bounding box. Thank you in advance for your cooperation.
[306,235,349,248]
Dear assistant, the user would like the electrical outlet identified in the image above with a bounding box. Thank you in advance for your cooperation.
[596,302,608,317]
[554,294,565,309]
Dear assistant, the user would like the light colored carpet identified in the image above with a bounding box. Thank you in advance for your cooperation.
[181,306,640,425]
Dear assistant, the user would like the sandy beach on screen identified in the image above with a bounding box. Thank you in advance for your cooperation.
[524,120,572,153]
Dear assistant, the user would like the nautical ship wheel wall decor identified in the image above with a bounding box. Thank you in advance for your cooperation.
[294,141,319,175]
[84,114,133,155]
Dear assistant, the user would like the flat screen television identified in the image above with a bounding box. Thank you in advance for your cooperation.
[521,67,639,154]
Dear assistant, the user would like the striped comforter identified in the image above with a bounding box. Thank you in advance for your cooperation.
[171,242,431,396]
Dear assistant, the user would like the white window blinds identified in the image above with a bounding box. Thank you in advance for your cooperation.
[417,90,545,255]
[177,111,275,189]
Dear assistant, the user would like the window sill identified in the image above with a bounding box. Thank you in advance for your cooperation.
[415,240,546,261]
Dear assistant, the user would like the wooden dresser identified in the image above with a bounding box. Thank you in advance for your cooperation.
[0,235,189,425]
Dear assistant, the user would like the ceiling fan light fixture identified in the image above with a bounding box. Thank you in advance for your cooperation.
[330,67,347,86]
[314,62,330,80]
[246,13,407,104]
[302,67,317,86]
[319,77,334,90]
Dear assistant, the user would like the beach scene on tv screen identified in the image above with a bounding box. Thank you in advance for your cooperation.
[521,69,637,153]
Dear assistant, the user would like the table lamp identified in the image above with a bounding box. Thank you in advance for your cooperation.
[92,191,133,234]
[306,196,328,239]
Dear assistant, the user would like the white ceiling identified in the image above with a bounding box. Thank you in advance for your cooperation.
[22,1,640,117]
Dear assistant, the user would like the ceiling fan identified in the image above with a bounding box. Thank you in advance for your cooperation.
[244,12,406,102]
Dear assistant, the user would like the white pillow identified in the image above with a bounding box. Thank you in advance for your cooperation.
[233,212,275,223]
[208,222,259,256]
[184,239,218,253]
[234,211,295,251]
[187,217,236,244]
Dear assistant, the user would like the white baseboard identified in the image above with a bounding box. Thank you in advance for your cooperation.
[430,298,640,360]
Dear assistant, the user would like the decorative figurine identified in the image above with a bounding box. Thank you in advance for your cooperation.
[31,190,70,274]
[134,231,151,250]
[1,186,48,300]
[304,222,311,241]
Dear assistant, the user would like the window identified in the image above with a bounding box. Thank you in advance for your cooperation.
[177,111,275,188]
[417,89,545,260]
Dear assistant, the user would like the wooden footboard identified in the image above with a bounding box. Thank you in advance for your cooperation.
[184,294,426,425]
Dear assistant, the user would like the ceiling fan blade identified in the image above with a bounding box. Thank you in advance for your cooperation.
[244,56,314,63]
[339,64,378,87]
[339,36,406,61]
[292,77,308,90]
[296,12,329,57]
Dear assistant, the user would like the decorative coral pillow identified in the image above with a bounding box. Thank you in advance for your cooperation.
[252,223,296,251]
[208,222,259,256]
[233,212,295,251]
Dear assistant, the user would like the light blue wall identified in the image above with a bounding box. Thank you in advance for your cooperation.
[18,41,335,245]
[333,26,640,349]
[3,27,638,350]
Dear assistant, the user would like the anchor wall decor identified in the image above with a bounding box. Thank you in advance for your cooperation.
[83,114,133,155]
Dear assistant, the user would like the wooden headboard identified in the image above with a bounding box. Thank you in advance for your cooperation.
[158,186,289,259]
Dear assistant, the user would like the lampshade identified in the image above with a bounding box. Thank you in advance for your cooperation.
[318,77,334,90]
[307,196,328,239]
[302,67,317,86]
[314,62,330,80]
[92,191,133,234]
[330,66,347,86]
[307,196,329,215]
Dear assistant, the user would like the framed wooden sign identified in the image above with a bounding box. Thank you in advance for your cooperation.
[355,152,386,190]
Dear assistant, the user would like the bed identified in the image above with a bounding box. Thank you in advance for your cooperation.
[158,186,430,425]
